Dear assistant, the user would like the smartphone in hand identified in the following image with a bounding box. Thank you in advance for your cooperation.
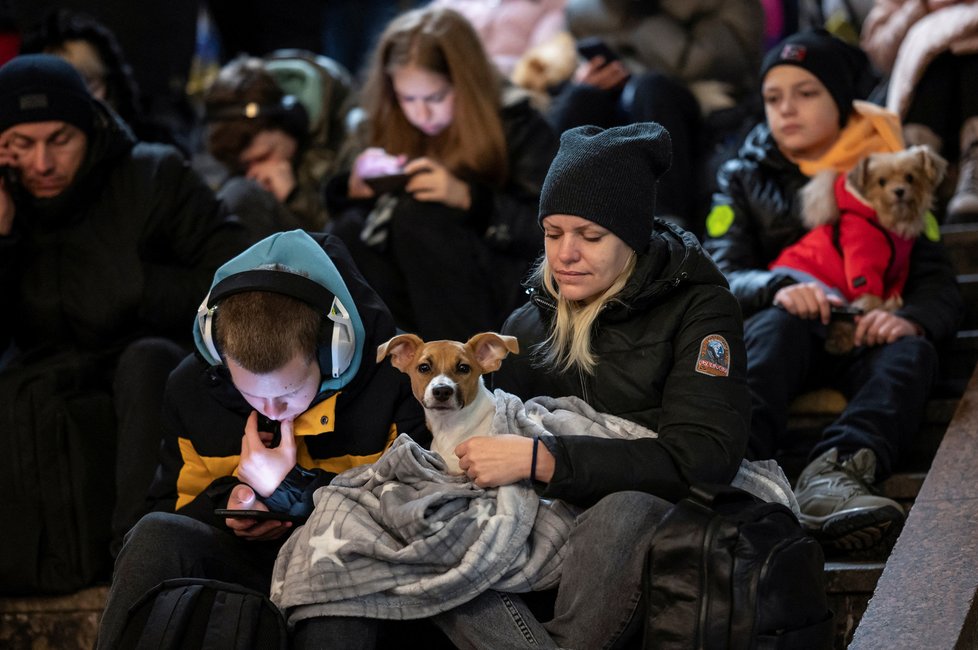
[576,37,620,63]
[0,165,20,187]
[214,508,307,524]
[829,305,864,322]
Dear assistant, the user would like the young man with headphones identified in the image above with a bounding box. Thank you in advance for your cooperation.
[95,229,430,648]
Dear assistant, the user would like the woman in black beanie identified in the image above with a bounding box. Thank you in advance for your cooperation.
[430,121,751,648]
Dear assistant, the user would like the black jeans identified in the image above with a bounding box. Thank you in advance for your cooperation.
[111,337,188,555]
[744,306,938,479]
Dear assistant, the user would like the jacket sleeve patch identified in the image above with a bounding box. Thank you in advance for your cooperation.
[924,212,940,242]
[706,204,735,238]
[695,335,731,377]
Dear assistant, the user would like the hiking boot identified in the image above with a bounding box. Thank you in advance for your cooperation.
[947,117,978,222]
[794,448,904,552]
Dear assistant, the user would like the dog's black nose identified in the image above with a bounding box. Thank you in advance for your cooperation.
[432,385,454,402]
[894,187,905,198]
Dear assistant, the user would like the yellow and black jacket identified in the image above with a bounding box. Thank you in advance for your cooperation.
[146,232,429,527]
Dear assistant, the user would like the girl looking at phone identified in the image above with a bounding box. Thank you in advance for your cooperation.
[325,6,558,341]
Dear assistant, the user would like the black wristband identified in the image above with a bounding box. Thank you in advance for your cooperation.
[531,435,539,483]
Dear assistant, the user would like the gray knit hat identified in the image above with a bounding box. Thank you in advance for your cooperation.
[538,122,672,253]
[0,54,95,136]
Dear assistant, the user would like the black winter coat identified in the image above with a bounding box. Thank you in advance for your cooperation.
[493,222,750,506]
[703,123,963,341]
[0,103,247,355]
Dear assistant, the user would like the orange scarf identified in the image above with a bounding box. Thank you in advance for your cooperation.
[790,101,905,177]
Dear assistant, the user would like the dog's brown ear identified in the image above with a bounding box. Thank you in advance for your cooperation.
[847,155,873,196]
[377,333,424,372]
[466,332,519,373]
[909,144,948,185]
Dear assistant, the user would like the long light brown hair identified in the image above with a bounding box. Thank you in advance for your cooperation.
[360,7,508,186]
[531,251,637,375]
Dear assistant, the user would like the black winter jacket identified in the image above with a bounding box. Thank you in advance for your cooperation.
[493,222,750,506]
[703,123,963,341]
[148,233,429,528]
[0,102,247,355]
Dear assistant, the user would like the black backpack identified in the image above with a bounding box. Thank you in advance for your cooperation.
[644,485,834,649]
[117,578,288,650]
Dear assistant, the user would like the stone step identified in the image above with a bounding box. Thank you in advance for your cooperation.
[941,222,978,275]
[0,585,107,650]
[825,561,886,649]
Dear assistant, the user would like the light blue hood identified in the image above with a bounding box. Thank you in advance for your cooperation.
[193,229,366,393]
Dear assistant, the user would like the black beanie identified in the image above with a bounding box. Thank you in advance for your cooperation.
[538,122,672,253]
[760,29,870,127]
[0,54,95,136]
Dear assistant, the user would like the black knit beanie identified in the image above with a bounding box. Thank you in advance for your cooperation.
[0,54,95,136]
[760,29,869,127]
[538,122,672,253]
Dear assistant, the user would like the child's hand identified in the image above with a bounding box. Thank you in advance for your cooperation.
[404,157,471,210]
[223,484,292,541]
[237,412,297,498]
[854,310,920,347]
[574,57,630,90]
[773,282,841,325]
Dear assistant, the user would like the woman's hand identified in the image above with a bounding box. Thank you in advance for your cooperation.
[455,434,554,487]
[404,157,471,210]
[773,282,842,325]
[349,148,407,199]
[223,483,292,541]
[236,412,296,498]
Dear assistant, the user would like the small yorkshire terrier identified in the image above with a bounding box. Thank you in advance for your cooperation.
[771,145,947,354]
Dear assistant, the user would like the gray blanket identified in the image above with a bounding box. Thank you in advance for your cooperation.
[270,391,795,623]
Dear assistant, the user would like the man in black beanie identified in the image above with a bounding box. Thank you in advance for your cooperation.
[0,54,248,595]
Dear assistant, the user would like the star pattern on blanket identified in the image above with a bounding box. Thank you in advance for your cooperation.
[471,497,495,530]
[309,521,349,567]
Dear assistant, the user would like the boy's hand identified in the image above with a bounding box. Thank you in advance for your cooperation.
[237,412,297,498]
[223,483,292,541]
[773,282,843,325]
[854,310,920,347]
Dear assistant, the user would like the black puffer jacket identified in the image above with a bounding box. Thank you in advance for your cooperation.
[493,221,749,506]
[703,123,963,341]
[0,102,247,355]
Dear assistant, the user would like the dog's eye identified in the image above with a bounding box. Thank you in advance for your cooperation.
[878,178,886,187]
[905,173,914,184]
[418,363,431,374]
[456,363,471,374]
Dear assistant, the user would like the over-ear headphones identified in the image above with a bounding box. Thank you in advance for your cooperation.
[204,94,310,139]
[195,268,354,380]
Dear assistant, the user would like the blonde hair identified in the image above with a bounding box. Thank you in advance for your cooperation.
[360,7,508,186]
[531,252,637,374]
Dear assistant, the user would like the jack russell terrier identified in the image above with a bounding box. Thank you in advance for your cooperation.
[377,332,519,473]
